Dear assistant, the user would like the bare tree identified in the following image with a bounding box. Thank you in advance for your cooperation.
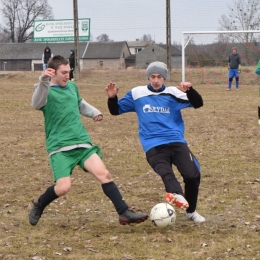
[96,34,111,42]
[140,34,152,41]
[0,0,53,43]
[218,0,260,43]
[172,40,182,50]
[184,34,195,45]
[0,27,11,42]
[216,33,232,44]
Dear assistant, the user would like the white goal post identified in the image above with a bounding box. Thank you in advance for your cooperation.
[181,30,260,82]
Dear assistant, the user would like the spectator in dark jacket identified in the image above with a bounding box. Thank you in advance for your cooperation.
[69,50,75,81]
[42,47,53,71]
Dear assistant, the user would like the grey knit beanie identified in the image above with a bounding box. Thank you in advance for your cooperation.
[146,61,168,79]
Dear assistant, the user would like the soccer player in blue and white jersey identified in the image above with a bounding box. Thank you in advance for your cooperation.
[106,61,205,223]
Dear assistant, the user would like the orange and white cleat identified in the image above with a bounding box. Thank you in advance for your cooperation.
[165,193,189,210]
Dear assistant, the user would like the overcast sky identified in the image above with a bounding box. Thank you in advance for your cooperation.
[50,1,234,43]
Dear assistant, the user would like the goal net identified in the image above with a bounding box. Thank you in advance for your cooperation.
[181,30,260,85]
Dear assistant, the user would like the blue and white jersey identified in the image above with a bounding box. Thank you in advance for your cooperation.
[117,85,193,152]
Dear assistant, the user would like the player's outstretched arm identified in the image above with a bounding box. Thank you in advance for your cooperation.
[107,96,119,115]
[106,82,120,115]
[177,82,192,92]
[176,82,203,109]
[31,69,55,110]
[79,99,103,120]
[106,82,119,98]
[186,87,203,109]
[93,114,103,122]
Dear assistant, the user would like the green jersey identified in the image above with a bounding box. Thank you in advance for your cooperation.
[41,82,92,154]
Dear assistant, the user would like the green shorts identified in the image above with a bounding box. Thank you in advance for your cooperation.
[49,146,102,182]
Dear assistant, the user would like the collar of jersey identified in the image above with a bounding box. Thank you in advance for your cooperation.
[147,84,165,92]
[51,85,68,89]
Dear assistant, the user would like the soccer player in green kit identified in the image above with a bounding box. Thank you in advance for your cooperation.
[29,55,148,226]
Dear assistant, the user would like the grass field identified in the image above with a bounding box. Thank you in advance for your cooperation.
[1,68,260,260]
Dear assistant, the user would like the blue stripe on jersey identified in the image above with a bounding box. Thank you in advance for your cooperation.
[118,85,193,152]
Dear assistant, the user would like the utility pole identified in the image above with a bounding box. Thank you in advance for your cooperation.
[166,0,171,81]
[73,0,80,80]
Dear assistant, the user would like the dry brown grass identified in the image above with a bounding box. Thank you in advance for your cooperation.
[1,68,260,260]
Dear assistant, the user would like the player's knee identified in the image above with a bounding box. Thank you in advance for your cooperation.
[55,182,71,196]
[236,78,239,82]
[160,171,174,182]
[101,169,112,182]
[229,78,233,82]
[185,174,200,186]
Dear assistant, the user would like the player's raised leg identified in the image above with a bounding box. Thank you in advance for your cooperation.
[83,153,148,225]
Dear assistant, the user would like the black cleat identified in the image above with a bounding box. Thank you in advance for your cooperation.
[119,210,148,225]
[29,200,44,226]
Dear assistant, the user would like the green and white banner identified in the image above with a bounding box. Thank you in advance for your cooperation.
[33,19,90,42]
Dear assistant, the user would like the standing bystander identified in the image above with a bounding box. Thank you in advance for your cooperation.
[42,47,53,71]
[255,59,260,124]
[69,49,75,81]
[227,47,241,90]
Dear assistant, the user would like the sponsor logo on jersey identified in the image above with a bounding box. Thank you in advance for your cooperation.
[143,104,170,113]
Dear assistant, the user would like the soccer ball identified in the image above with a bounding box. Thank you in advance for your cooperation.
[150,203,176,228]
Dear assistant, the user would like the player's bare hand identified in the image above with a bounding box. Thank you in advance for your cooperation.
[177,82,192,92]
[43,68,55,78]
[106,82,119,98]
[94,114,103,122]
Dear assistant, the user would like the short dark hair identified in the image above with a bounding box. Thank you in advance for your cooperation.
[48,55,69,71]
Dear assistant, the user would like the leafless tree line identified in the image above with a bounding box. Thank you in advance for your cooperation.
[0,0,53,43]
[0,0,260,44]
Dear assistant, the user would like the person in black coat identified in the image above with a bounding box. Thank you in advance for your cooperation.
[69,50,75,81]
[42,47,53,71]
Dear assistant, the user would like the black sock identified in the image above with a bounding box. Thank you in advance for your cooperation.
[38,185,59,209]
[258,106,260,119]
[101,181,128,215]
